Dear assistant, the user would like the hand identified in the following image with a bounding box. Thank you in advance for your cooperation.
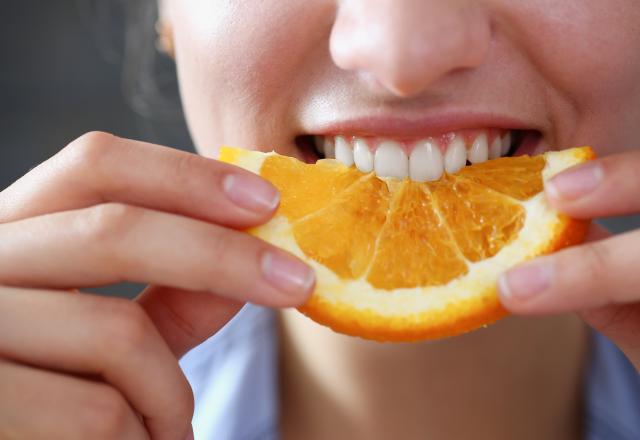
[0,132,315,439]
[498,150,640,371]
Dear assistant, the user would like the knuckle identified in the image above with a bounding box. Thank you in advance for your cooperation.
[97,299,153,360]
[80,386,132,439]
[170,380,196,426]
[202,230,240,285]
[573,242,612,303]
[207,228,233,258]
[77,203,143,244]
[582,306,636,335]
[582,242,610,280]
[173,151,209,186]
[62,131,117,170]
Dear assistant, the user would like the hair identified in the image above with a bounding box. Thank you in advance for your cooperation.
[78,0,183,122]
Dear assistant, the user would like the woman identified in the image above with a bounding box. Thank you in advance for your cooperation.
[1,0,640,439]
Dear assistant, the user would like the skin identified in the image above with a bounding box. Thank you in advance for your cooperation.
[2,0,640,438]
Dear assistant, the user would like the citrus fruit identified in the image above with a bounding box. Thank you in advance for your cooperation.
[220,146,594,342]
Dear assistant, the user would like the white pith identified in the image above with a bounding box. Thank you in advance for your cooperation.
[228,148,586,323]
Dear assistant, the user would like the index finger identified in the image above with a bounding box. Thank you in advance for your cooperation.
[545,150,640,218]
[0,132,278,228]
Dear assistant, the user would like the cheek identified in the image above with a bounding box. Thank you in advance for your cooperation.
[507,0,640,152]
[170,1,331,156]
[530,2,640,102]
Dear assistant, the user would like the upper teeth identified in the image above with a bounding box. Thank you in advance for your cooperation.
[410,140,443,182]
[375,141,409,179]
[353,137,374,173]
[315,130,513,182]
[444,136,467,174]
[334,136,354,167]
[468,133,489,164]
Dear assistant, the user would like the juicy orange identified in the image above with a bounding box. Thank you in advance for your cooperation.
[220,146,594,342]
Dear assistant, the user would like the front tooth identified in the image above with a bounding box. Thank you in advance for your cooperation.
[353,138,374,173]
[468,133,488,164]
[444,137,467,174]
[489,136,502,159]
[410,140,443,182]
[501,132,512,156]
[323,137,335,159]
[374,141,408,179]
[334,136,354,166]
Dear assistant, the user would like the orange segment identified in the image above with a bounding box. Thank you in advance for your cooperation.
[220,146,595,342]
[366,182,468,289]
[262,156,361,220]
[430,175,525,262]
[292,175,390,279]
[456,155,545,200]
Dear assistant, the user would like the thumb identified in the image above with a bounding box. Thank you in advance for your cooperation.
[136,285,243,358]
[572,223,640,369]
[583,222,612,242]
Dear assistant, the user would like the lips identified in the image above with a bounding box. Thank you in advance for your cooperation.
[308,129,527,181]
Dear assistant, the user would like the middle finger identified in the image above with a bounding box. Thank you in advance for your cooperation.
[0,203,314,306]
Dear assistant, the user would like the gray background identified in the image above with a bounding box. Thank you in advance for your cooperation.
[1,1,638,299]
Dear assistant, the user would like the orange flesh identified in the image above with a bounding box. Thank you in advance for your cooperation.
[367,182,468,289]
[456,155,545,200]
[430,175,525,262]
[293,175,390,279]
[261,154,546,290]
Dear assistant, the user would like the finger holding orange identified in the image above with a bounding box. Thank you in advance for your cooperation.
[499,151,640,370]
[0,132,315,440]
[0,131,281,227]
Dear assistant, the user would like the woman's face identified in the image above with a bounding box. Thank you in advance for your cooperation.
[163,0,640,171]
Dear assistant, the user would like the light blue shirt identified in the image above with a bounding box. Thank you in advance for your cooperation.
[180,305,640,440]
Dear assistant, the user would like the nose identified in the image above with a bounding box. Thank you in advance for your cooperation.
[329,0,491,97]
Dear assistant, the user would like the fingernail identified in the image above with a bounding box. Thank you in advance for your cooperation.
[223,173,280,213]
[499,260,553,301]
[546,162,603,200]
[261,250,315,298]
[185,426,194,440]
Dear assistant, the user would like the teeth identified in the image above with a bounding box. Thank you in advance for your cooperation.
[353,137,374,173]
[335,136,354,166]
[444,136,466,174]
[467,133,488,164]
[314,136,335,159]
[489,136,502,159]
[323,137,335,159]
[501,132,512,156]
[317,130,515,181]
[374,141,409,179]
[410,140,443,182]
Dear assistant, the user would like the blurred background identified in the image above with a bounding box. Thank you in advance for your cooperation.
[1,0,639,299]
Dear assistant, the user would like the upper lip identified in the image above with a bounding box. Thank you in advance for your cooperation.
[305,112,539,139]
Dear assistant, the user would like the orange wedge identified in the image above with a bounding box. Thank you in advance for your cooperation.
[220,146,594,342]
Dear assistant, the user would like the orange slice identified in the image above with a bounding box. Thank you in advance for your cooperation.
[220,146,594,342]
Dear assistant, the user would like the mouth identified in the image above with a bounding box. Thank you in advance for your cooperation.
[295,128,544,181]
